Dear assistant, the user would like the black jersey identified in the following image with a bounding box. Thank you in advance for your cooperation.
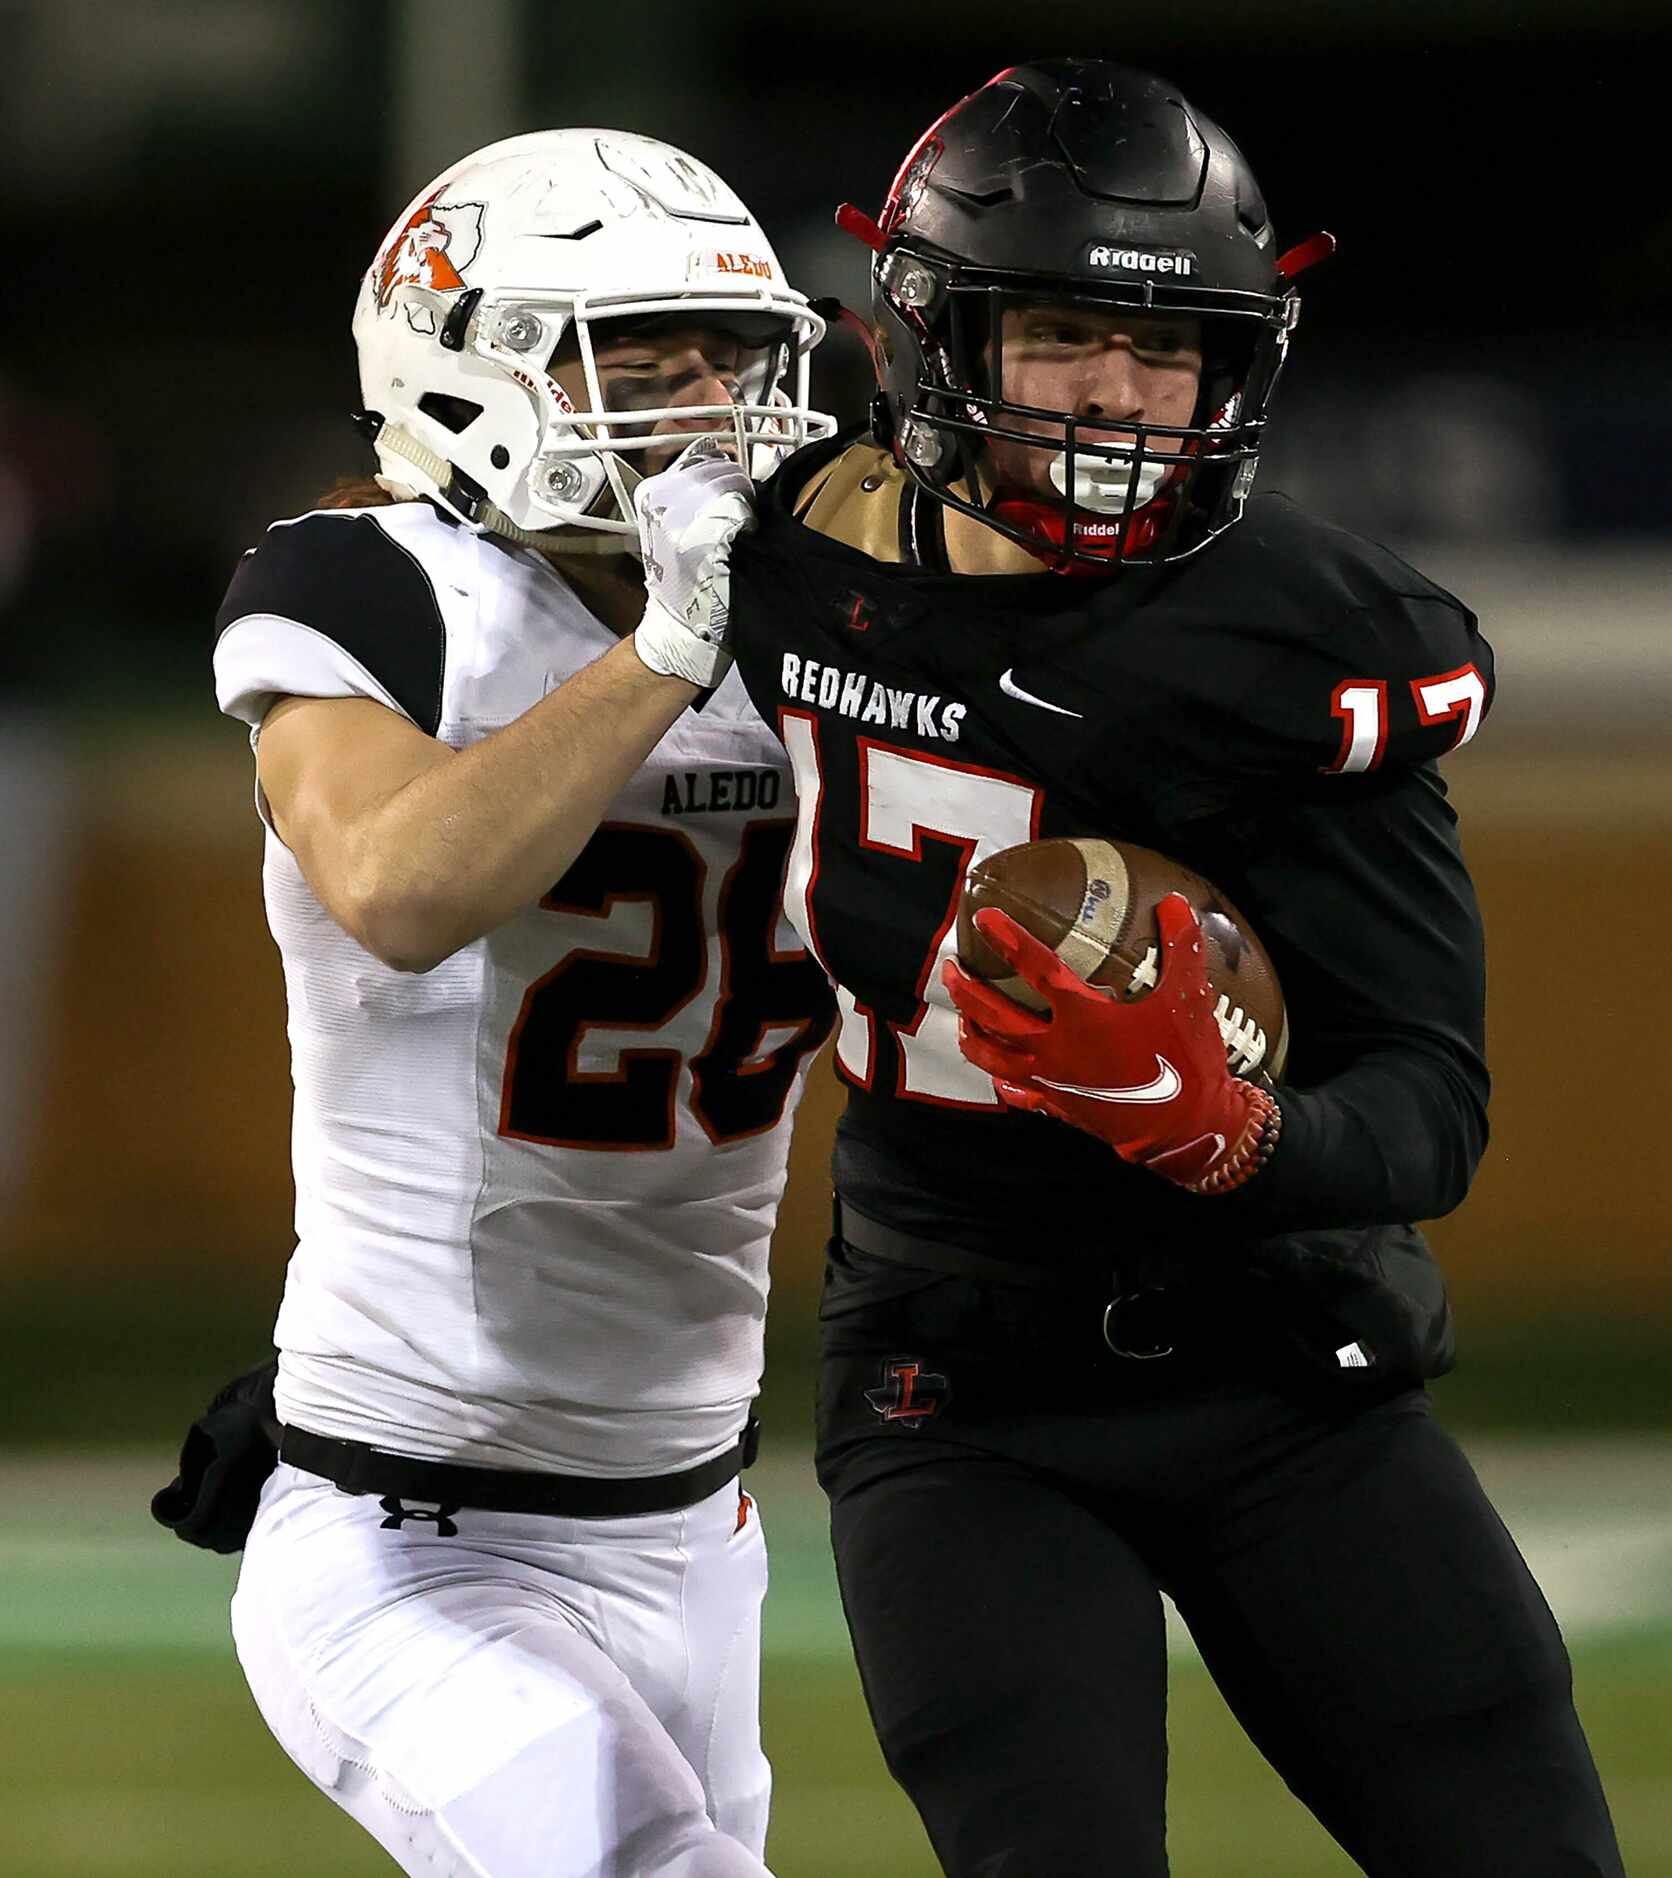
[729,436,1494,1359]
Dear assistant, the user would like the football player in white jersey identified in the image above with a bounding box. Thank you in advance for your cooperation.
[206,131,838,1877]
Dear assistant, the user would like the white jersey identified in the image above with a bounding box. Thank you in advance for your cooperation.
[213,501,831,1475]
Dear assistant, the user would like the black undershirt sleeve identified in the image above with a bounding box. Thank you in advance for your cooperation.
[1198,762,1490,1233]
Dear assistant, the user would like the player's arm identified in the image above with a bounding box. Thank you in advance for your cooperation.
[220,459,747,975]
[1203,762,1490,1229]
[256,635,697,973]
[950,570,1495,1222]
[950,762,1489,1226]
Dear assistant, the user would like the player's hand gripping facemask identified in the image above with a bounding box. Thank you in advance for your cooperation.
[632,444,758,688]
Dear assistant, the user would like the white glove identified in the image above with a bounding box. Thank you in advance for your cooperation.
[632,441,757,688]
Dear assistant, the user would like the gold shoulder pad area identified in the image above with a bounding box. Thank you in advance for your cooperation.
[793,442,906,562]
[792,441,1047,576]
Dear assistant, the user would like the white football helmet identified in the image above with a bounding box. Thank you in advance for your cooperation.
[352,129,835,546]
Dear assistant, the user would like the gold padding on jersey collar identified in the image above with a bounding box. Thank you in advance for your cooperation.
[793,441,1045,576]
[792,442,902,559]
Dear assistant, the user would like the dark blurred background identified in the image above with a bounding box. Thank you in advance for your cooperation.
[3,0,1670,702]
[2,6,1669,1874]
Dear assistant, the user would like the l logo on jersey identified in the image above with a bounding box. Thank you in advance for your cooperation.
[864,1357,950,1426]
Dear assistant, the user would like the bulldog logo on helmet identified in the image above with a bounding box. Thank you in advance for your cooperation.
[375,192,486,311]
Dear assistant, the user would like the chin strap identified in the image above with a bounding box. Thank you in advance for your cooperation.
[811,295,884,378]
[369,419,635,555]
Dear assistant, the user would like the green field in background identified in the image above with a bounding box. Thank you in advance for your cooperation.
[3,1448,1668,1877]
[5,1278,1672,1452]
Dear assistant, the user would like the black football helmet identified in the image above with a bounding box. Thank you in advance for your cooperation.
[838,60,1333,571]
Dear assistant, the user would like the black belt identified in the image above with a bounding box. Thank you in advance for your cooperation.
[835,1198,1067,1288]
[280,1419,759,1522]
[834,1199,1179,1359]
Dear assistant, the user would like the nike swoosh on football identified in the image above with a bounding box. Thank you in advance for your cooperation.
[1036,1057,1182,1103]
[998,668,1085,719]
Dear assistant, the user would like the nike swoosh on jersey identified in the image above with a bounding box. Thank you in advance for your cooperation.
[1035,1057,1182,1103]
[998,668,1085,719]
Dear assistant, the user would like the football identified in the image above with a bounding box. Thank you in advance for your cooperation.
[955,836,1288,1080]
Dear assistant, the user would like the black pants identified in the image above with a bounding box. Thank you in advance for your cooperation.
[816,1241,1625,1877]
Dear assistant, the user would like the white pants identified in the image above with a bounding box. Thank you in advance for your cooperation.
[231,1462,774,1877]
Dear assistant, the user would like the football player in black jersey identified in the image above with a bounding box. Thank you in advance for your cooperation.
[632,59,1625,1878]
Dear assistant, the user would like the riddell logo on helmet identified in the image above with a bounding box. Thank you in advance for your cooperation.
[1085,245,1195,277]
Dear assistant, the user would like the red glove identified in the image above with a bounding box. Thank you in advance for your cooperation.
[942,894,1280,1193]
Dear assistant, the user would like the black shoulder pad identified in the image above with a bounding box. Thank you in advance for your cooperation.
[1316,586,1496,776]
[214,512,447,736]
[1192,500,1497,777]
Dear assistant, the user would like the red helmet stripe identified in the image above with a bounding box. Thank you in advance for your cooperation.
[835,202,888,254]
[1276,230,1338,280]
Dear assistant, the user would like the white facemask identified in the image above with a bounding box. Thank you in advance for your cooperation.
[1048,450,1171,514]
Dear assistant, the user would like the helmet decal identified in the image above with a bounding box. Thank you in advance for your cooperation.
[689,249,776,282]
[375,193,486,312]
[1083,245,1197,277]
[594,137,750,223]
[882,135,944,240]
